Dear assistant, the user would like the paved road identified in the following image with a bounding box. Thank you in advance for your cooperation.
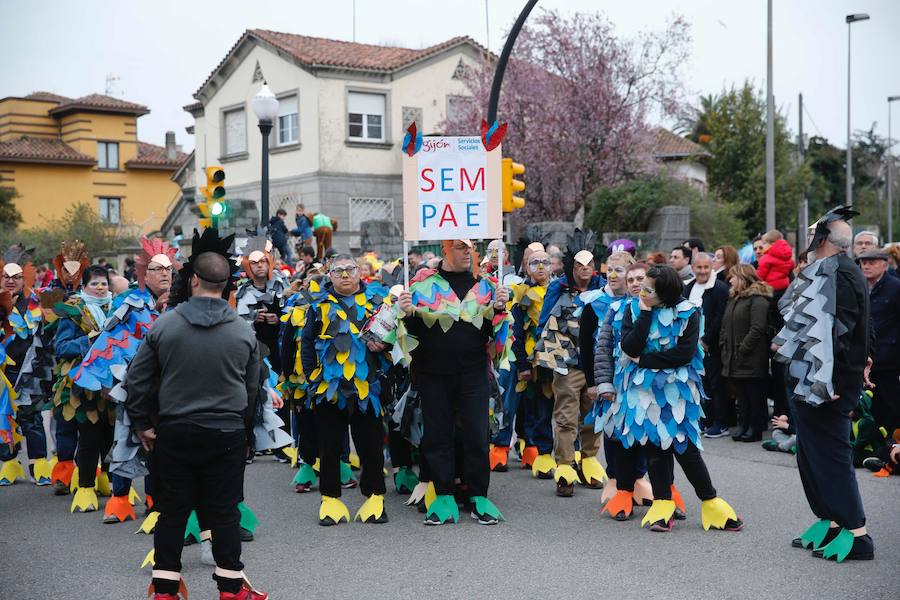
[1,436,898,600]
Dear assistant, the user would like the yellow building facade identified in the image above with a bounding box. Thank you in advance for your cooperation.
[0,92,186,233]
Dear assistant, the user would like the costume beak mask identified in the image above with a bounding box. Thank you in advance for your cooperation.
[3,263,23,277]
[150,254,173,268]
[248,250,266,263]
[805,205,858,255]
[63,261,81,276]
[574,250,593,266]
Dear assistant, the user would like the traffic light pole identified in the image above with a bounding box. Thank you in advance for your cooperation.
[486,0,538,124]
[487,0,537,285]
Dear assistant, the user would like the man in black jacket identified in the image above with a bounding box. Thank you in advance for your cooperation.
[858,249,900,435]
[684,253,730,438]
[268,209,292,264]
[127,249,266,600]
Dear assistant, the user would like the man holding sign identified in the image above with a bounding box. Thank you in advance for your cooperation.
[396,240,512,526]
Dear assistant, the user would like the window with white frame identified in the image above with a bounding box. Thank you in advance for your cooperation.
[97,142,119,170]
[277,95,299,146]
[348,92,386,141]
[223,107,247,155]
[98,197,121,224]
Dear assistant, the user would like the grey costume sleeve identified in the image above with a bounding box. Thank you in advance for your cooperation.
[594,312,616,396]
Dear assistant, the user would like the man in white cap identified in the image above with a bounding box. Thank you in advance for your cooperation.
[533,230,604,497]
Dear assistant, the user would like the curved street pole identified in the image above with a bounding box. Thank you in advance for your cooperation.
[486,0,538,124]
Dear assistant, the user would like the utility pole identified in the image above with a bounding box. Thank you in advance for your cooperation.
[797,93,808,254]
[765,0,776,231]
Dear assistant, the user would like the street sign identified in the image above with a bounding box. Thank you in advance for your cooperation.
[402,136,502,242]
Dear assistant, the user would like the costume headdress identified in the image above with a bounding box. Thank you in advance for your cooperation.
[563,229,597,286]
[135,237,180,291]
[52,240,90,290]
[168,228,237,306]
[806,205,858,254]
[0,244,36,292]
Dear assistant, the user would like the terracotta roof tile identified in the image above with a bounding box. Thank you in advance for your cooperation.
[24,91,72,104]
[0,136,95,165]
[193,30,484,100]
[125,141,188,170]
[653,127,710,158]
[49,94,150,117]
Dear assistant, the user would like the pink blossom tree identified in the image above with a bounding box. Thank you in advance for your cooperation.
[443,9,691,220]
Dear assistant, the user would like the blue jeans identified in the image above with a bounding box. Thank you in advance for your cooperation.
[0,403,47,461]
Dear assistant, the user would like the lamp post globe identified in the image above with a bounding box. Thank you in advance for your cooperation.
[252,82,279,227]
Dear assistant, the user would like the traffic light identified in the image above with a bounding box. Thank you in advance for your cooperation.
[198,166,226,228]
[501,158,525,213]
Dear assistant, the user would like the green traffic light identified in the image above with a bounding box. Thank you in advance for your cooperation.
[210,201,226,216]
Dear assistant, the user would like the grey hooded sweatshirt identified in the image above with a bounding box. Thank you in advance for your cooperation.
[126,296,260,432]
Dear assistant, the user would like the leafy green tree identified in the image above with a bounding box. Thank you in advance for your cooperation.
[0,187,22,229]
[675,93,721,144]
[0,202,126,264]
[585,175,746,248]
[701,82,811,237]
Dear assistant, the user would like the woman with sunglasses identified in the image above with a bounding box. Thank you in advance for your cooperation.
[600,264,743,533]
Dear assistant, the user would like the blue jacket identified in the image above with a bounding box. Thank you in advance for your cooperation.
[870,272,900,372]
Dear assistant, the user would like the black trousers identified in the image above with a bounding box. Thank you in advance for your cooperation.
[152,423,246,586]
[295,406,319,465]
[388,428,413,469]
[870,370,900,435]
[703,353,724,425]
[76,417,113,487]
[792,396,866,530]
[616,441,716,501]
[315,402,385,498]
[418,369,490,497]
[730,377,768,433]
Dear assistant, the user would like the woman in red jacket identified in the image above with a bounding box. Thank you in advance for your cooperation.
[756,230,795,292]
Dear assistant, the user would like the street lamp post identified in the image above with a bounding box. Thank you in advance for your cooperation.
[252,82,279,228]
[845,13,870,208]
[888,95,900,244]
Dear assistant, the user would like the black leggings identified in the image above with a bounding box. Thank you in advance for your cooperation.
[77,418,113,487]
[616,441,716,501]
[315,402,385,498]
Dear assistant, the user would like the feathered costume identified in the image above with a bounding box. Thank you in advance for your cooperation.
[598,298,706,453]
[392,254,511,525]
[0,244,46,486]
[67,238,179,521]
[304,282,390,414]
[235,235,289,320]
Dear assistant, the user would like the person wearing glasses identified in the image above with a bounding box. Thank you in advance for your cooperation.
[490,248,555,478]
[600,264,743,534]
[72,238,178,525]
[0,244,51,488]
[575,251,635,490]
[396,239,512,526]
[300,254,391,526]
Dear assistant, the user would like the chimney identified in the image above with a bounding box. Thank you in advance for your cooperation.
[165,131,176,160]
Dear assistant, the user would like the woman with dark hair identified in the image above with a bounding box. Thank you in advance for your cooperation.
[713,246,739,286]
[53,264,114,514]
[721,264,772,442]
[598,265,743,533]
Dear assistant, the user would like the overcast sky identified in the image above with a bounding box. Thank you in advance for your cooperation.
[2,0,898,154]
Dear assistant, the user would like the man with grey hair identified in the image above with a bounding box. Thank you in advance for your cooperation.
[774,207,874,562]
[852,231,878,257]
